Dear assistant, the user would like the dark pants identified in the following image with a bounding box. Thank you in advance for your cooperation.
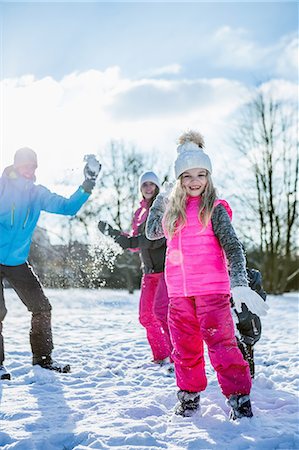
[0,263,53,364]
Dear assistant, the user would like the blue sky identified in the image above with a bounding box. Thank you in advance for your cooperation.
[1,2,297,81]
[0,1,297,188]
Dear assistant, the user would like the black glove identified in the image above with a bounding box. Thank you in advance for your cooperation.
[98,221,121,238]
[247,269,267,301]
[115,234,131,249]
[82,179,96,193]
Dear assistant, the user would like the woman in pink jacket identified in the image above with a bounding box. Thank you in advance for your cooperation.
[146,131,268,419]
[99,172,172,367]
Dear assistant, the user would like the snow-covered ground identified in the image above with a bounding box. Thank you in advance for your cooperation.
[0,288,298,449]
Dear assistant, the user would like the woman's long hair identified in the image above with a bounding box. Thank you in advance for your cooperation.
[164,173,217,238]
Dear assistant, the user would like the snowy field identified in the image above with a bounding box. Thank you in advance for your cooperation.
[0,288,298,450]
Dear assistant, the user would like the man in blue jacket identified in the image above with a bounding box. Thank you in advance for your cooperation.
[0,147,101,379]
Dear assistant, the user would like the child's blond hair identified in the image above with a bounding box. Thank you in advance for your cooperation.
[164,171,217,238]
[164,129,217,237]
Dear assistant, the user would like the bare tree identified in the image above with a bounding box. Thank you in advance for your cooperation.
[233,91,298,293]
[96,140,162,231]
[51,140,168,237]
[35,140,168,288]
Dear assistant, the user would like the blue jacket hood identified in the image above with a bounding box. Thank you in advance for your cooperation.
[2,165,36,183]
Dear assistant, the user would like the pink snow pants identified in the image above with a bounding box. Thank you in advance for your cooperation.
[139,273,172,361]
[168,294,252,397]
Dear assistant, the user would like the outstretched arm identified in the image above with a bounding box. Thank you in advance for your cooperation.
[97,220,165,249]
[39,185,90,216]
[115,233,165,250]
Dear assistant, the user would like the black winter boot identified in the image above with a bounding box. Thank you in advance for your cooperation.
[228,394,253,420]
[0,365,11,380]
[175,390,201,417]
[153,357,174,374]
[32,355,71,373]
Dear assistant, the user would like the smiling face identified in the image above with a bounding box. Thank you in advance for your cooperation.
[16,163,37,180]
[141,181,157,200]
[181,168,208,197]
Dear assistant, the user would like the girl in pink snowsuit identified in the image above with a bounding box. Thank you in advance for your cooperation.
[104,172,173,366]
[146,131,268,419]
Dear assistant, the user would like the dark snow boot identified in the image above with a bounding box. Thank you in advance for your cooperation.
[0,365,11,380]
[175,390,201,417]
[228,394,253,420]
[153,357,174,374]
[32,355,71,373]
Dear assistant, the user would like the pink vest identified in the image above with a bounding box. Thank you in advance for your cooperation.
[131,199,149,236]
[164,197,232,297]
[128,199,150,253]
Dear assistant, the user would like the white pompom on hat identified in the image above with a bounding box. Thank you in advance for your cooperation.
[174,131,212,178]
[14,147,38,168]
[139,171,161,190]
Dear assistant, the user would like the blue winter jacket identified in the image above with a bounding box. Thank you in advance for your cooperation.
[0,166,90,266]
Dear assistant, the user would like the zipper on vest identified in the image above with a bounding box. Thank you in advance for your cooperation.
[179,230,188,297]
[23,208,30,228]
[11,203,15,227]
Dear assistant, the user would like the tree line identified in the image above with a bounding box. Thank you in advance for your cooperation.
[28,91,298,294]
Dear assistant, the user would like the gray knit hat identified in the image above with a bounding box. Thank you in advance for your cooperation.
[174,131,212,178]
[14,147,38,168]
[139,171,161,190]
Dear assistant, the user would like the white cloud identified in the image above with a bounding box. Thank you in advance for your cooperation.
[212,27,298,80]
[259,78,298,101]
[0,67,296,189]
[144,64,182,77]
[213,26,259,69]
[274,35,298,79]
